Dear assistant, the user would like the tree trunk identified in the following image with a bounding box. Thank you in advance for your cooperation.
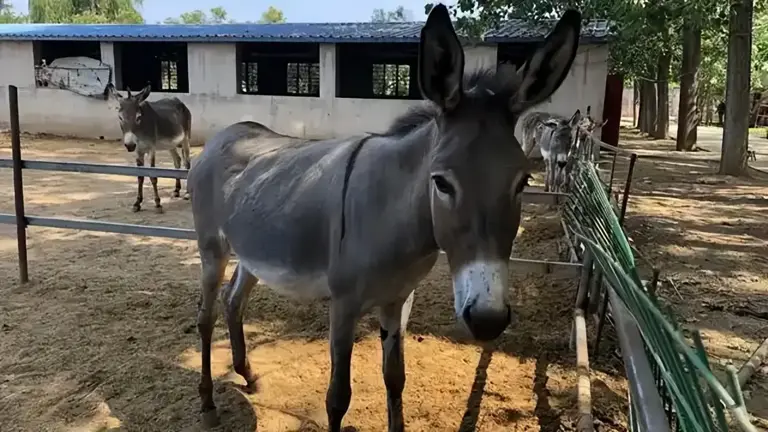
[653,52,671,139]
[720,0,753,175]
[637,81,645,131]
[639,80,657,134]
[633,81,639,127]
[676,20,702,151]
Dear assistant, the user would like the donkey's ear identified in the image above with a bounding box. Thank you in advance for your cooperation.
[511,9,581,113]
[136,85,151,104]
[569,109,582,127]
[105,83,121,101]
[125,87,132,98]
[419,3,464,111]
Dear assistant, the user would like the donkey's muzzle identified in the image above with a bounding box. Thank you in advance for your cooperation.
[462,301,512,341]
[124,143,137,152]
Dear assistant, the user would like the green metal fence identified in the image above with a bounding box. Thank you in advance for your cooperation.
[563,144,757,431]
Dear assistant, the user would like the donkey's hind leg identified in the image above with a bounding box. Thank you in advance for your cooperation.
[378,290,415,432]
[181,137,192,200]
[197,240,229,427]
[221,263,259,392]
[169,149,182,198]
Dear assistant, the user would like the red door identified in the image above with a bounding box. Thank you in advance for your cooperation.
[601,74,623,147]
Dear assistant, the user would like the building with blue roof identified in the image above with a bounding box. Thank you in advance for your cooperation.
[0,20,614,142]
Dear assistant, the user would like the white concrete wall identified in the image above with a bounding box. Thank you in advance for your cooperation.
[0,40,609,144]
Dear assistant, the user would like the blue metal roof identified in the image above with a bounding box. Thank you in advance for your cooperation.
[484,19,612,44]
[0,21,612,44]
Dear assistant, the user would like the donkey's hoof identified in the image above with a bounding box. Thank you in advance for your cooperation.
[155,205,164,214]
[201,409,220,428]
[132,204,141,213]
[183,193,190,201]
[173,190,181,198]
[242,377,260,394]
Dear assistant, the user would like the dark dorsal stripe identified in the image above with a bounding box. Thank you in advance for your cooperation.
[338,134,375,252]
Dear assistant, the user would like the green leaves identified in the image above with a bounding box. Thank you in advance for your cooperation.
[163,7,232,24]
[28,0,144,24]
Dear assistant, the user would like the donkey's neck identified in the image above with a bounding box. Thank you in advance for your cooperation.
[369,120,439,260]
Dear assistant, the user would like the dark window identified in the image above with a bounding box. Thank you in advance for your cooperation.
[497,42,537,72]
[34,41,101,64]
[336,43,420,100]
[372,64,411,97]
[240,61,258,93]
[160,60,178,91]
[116,42,189,93]
[237,43,320,97]
[287,62,320,96]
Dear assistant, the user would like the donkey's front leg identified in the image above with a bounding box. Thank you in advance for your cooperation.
[132,153,145,212]
[543,159,551,193]
[378,290,415,432]
[221,263,259,392]
[148,150,163,213]
[326,296,360,432]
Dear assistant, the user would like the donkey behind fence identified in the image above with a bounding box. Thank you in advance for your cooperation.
[106,83,192,213]
[520,109,582,192]
[187,4,583,431]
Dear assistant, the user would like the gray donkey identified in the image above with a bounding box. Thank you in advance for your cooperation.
[520,109,582,192]
[574,105,608,156]
[106,84,192,212]
[188,5,582,431]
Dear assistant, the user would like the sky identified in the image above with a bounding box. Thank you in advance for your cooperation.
[5,0,444,23]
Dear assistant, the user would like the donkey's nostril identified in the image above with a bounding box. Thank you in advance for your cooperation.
[557,161,567,169]
[462,301,511,341]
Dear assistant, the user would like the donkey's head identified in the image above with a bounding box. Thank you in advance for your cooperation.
[106,84,152,153]
[574,105,608,153]
[419,4,581,341]
[544,109,582,163]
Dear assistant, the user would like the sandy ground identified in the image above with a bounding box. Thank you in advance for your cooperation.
[0,134,630,432]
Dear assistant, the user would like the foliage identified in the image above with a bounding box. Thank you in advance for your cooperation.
[0,4,26,23]
[28,0,143,24]
[258,6,285,24]
[164,7,231,24]
[371,6,413,22]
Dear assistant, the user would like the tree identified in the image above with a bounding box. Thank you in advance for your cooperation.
[720,0,754,175]
[371,6,412,22]
[0,4,26,23]
[163,7,231,24]
[258,6,285,24]
[28,0,143,24]
[676,15,702,150]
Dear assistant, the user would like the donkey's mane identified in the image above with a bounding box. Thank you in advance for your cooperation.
[381,67,521,138]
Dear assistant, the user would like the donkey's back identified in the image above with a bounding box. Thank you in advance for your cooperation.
[188,121,361,295]
[520,111,560,158]
[149,97,192,146]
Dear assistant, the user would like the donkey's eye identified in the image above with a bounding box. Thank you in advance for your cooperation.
[432,175,455,196]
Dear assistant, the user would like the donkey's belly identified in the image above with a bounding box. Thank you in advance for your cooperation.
[239,257,331,300]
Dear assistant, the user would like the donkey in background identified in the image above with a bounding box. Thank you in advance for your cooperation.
[106,84,192,213]
[574,105,608,156]
[520,109,582,192]
[188,4,582,431]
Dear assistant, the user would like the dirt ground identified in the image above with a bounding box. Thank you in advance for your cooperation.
[0,134,629,432]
